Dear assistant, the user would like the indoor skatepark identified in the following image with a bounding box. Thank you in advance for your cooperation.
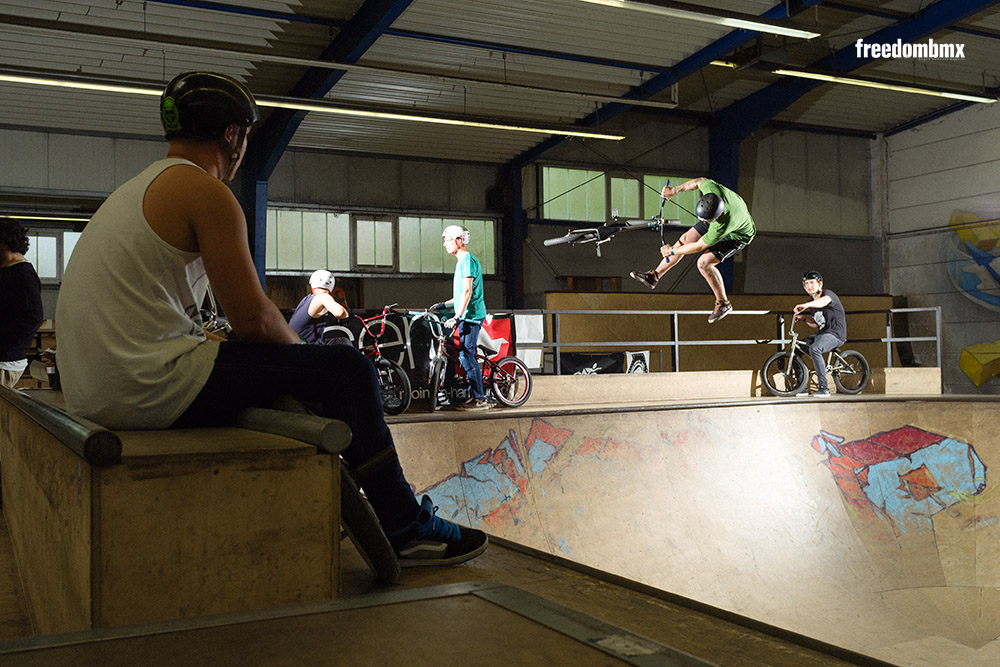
[3,1,1000,666]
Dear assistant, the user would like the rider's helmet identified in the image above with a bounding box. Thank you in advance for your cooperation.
[695,193,725,222]
[161,72,259,141]
[442,224,470,245]
[309,269,335,291]
[802,270,823,283]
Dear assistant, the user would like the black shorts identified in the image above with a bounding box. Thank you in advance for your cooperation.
[693,220,748,262]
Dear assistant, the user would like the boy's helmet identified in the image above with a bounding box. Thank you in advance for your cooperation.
[442,224,470,244]
[309,270,335,291]
[802,270,823,283]
[695,193,725,222]
[161,72,259,141]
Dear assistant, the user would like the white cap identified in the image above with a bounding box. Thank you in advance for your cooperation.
[442,224,470,244]
[309,269,335,291]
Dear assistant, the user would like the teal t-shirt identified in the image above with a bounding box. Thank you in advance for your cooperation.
[698,179,756,246]
[453,251,486,322]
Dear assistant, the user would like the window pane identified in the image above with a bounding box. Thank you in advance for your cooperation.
[302,212,327,269]
[356,219,375,266]
[544,167,605,222]
[34,235,58,279]
[375,220,393,266]
[422,218,445,273]
[482,220,496,274]
[266,209,277,270]
[276,210,303,269]
[63,231,82,272]
[327,214,350,271]
[644,175,699,225]
[543,167,569,219]
[399,216,421,272]
[611,177,640,218]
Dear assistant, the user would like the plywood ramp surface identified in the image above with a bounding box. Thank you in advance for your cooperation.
[390,398,1000,667]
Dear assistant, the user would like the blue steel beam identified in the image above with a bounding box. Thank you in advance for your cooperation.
[239,0,414,284]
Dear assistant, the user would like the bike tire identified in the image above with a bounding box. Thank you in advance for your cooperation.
[832,350,870,394]
[490,356,533,407]
[339,464,400,585]
[762,352,809,397]
[428,357,447,412]
[375,358,411,415]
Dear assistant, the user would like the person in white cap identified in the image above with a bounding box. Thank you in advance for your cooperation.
[431,225,489,410]
[288,270,349,344]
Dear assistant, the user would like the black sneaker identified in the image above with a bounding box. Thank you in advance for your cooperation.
[386,495,488,566]
[629,270,658,289]
[708,300,732,323]
[813,389,832,397]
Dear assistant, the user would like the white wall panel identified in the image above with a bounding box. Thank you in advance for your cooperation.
[0,130,48,189]
[47,134,116,193]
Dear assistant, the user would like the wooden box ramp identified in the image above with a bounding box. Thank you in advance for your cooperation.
[0,387,350,635]
[0,582,711,666]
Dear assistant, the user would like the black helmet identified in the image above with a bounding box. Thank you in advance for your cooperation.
[161,72,259,141]
[695,193,725,222]
[802,270,823,283]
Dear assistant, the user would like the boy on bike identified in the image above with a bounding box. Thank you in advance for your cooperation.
[793,271,847,397]
[55,71,487,566]
[289,269,350,344]
[431,224,489,411]
[630,177,756,323]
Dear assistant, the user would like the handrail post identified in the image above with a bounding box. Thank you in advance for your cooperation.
[553,313,561,375]
[672,312,679,372]
[885,310,893,368]
[935,306,943,368]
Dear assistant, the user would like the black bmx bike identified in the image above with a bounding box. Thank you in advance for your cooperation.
[410,311,533,411]
[761,324,870,397]
[335,304,412,415]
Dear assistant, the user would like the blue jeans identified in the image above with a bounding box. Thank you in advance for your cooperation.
[459,320,485,399]
[805,333,845,391]
[172,341,418,529]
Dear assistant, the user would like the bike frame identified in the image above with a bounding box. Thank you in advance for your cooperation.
[780,327,847,377]
[355,304,398,362]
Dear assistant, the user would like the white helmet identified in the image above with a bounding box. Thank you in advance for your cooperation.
[309,269,335,291]
[442,224,470,244]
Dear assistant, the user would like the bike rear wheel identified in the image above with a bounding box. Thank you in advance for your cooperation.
[762,352,809,397]
[832,350,870,394]
[490,356,532,407]
[428,357,447,412]
[375,358,411,415]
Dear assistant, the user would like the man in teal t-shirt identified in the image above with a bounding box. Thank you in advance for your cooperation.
[432,224,488,410]
[630,177,756,323]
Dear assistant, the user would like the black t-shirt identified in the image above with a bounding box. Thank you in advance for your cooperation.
[0,261,44,361]
[808,289,847,341]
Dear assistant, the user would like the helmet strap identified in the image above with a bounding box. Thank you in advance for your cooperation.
[220,125,248,183]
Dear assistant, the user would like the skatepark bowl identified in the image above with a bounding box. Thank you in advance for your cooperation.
[388,395,1000,667]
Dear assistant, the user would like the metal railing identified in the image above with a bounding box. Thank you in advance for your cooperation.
[508,306,942,374]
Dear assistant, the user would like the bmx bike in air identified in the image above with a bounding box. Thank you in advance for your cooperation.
[409,310,532,411]
[760,324,870,397]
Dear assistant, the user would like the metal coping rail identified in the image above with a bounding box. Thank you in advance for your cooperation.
[502,306,942,374]
[0,385,122,467]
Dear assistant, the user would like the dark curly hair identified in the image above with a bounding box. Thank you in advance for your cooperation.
[0,217,30,255]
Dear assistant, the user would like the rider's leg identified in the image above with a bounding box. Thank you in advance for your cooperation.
[697,252,727,303]
[458,320,485,399]
[171,342,419,527]
[807,333,843,392]
[652,226,701,280]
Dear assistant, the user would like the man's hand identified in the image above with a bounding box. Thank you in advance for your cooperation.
[429,302,447,312]
[793,304,808,314]
[659,245,677,259]
[444,317,458,330]
[661,184,676,200]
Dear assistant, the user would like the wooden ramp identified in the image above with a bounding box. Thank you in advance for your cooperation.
[388,396,1000,667]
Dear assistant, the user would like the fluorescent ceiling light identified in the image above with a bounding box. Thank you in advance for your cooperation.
[773,69,996,104]
[575,0,820,39]
[0,72,625,140]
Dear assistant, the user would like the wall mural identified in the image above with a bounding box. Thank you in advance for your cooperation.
[947,211,1000,387]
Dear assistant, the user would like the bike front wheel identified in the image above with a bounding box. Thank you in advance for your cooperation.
[428,357,447,412]
[761,353,809,397]
[375,358,411,415]
[490,356,532,407]
[832,350,870,394]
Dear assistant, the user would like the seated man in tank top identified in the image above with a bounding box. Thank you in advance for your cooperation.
[55,71,486,567]
[288,269,349,345]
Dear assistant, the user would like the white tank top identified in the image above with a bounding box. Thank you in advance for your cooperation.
[55,158,220,428]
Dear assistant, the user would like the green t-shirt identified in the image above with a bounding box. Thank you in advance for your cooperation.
[453,251,486,322]
[698,179,756,246]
